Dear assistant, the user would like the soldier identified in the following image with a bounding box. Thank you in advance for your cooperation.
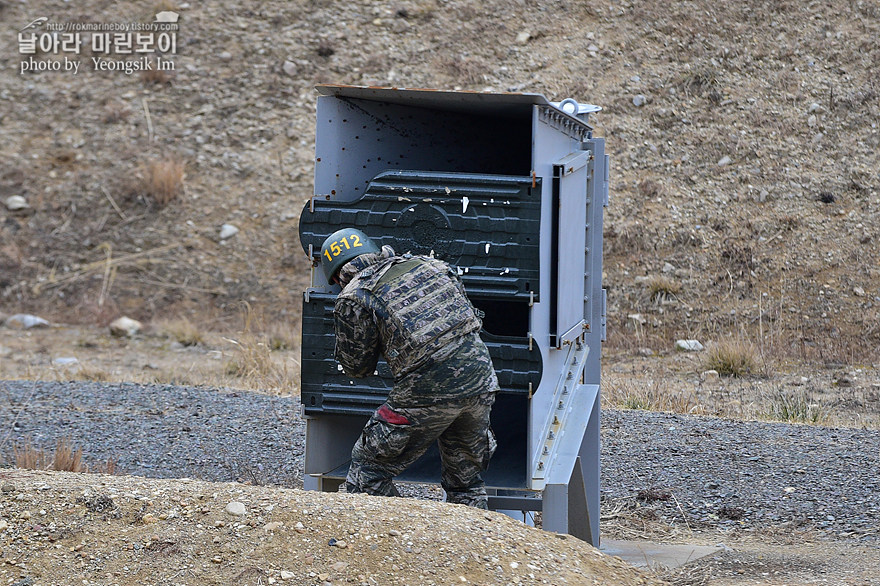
[320,227,499,509]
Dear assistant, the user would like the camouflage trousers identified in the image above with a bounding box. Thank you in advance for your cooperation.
[345,392,497,509]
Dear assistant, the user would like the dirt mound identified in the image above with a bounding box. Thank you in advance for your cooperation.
[0,469,664,585]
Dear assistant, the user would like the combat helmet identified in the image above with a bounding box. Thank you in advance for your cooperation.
[320,228,380,283]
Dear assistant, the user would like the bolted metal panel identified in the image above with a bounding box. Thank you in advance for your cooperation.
[301,291,542,416]
[301,170,542,300]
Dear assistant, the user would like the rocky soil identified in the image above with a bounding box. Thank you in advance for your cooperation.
[1,469,662,586]
[1,0,878,360]
[2,380,880,585]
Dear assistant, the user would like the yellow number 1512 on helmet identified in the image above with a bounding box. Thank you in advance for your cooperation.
[320,228,380,283]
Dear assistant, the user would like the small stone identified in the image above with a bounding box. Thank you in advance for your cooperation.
[627,314,646,328]
[331,562,348,571]
[294,521,306,533]
[109,316,142,337]
[515,31,531,44]
[717,155,732,166]
[20,511,32,519]
[701,370,720,383]
[5,195,29,210]
[53,357,79,366]
[5,314,50,329]
[675,339,704,352]
[632,94,647,107]
[807,114,818,127]
[333,540,347,548]
[141,513,157,524]
[264,521,283,531]
[318,574,330,581]
[219,224,239,240]
[853,286,866,297]
[808,102,823,113]
[219,51,233,61]
[225,501,246,517]
[636,347,654,357]
[282,60,297,76]
[662,262,676,273]
[280,571,295,580]
[1,483,15,493]
[0,520,8,532]
[388,529,400,537]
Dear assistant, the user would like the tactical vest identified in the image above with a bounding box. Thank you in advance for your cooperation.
[340,255,483,376]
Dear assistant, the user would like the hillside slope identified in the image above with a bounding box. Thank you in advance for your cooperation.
[2,0,878,364]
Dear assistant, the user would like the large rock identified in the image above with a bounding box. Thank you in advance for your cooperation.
[5,314,50,329]
[675,339,704,352]
[109,316,143,337]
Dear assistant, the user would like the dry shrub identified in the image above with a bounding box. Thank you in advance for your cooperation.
[72,365,113,382]
[763,389,828,425]
[15,438,85,472]
[224,304,298,394]
[143,157,185,206]
[13,438,119,474]
[14,442,51,470]
[161,316,204,346]
[702,339,760,377]
[603,376,703,415]
[645,275,681,302]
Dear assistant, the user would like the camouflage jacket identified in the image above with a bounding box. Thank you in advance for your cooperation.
[334,247,499,406]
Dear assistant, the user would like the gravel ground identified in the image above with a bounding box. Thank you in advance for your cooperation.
[2,380,878,542]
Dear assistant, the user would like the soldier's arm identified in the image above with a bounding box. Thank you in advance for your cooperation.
[334,298,381,377]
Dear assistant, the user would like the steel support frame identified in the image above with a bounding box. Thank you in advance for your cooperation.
[541,387,600,545]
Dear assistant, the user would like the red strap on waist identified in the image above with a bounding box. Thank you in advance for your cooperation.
[377,404,411,425]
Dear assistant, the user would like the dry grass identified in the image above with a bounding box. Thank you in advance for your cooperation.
[603,375,704,415]
[15,438,84,472]
[762,389,829,425]
[645,275,681,303]
[142,157,185,206]
[702,339,762,377]
[72,365,113,382]
[223,304,299,394]
[160,316,204,347]
[12,438,119,474]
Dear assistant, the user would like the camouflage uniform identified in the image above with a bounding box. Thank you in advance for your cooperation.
[334,246,499,508]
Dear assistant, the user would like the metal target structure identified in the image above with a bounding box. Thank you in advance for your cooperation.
[298,85,608,545]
